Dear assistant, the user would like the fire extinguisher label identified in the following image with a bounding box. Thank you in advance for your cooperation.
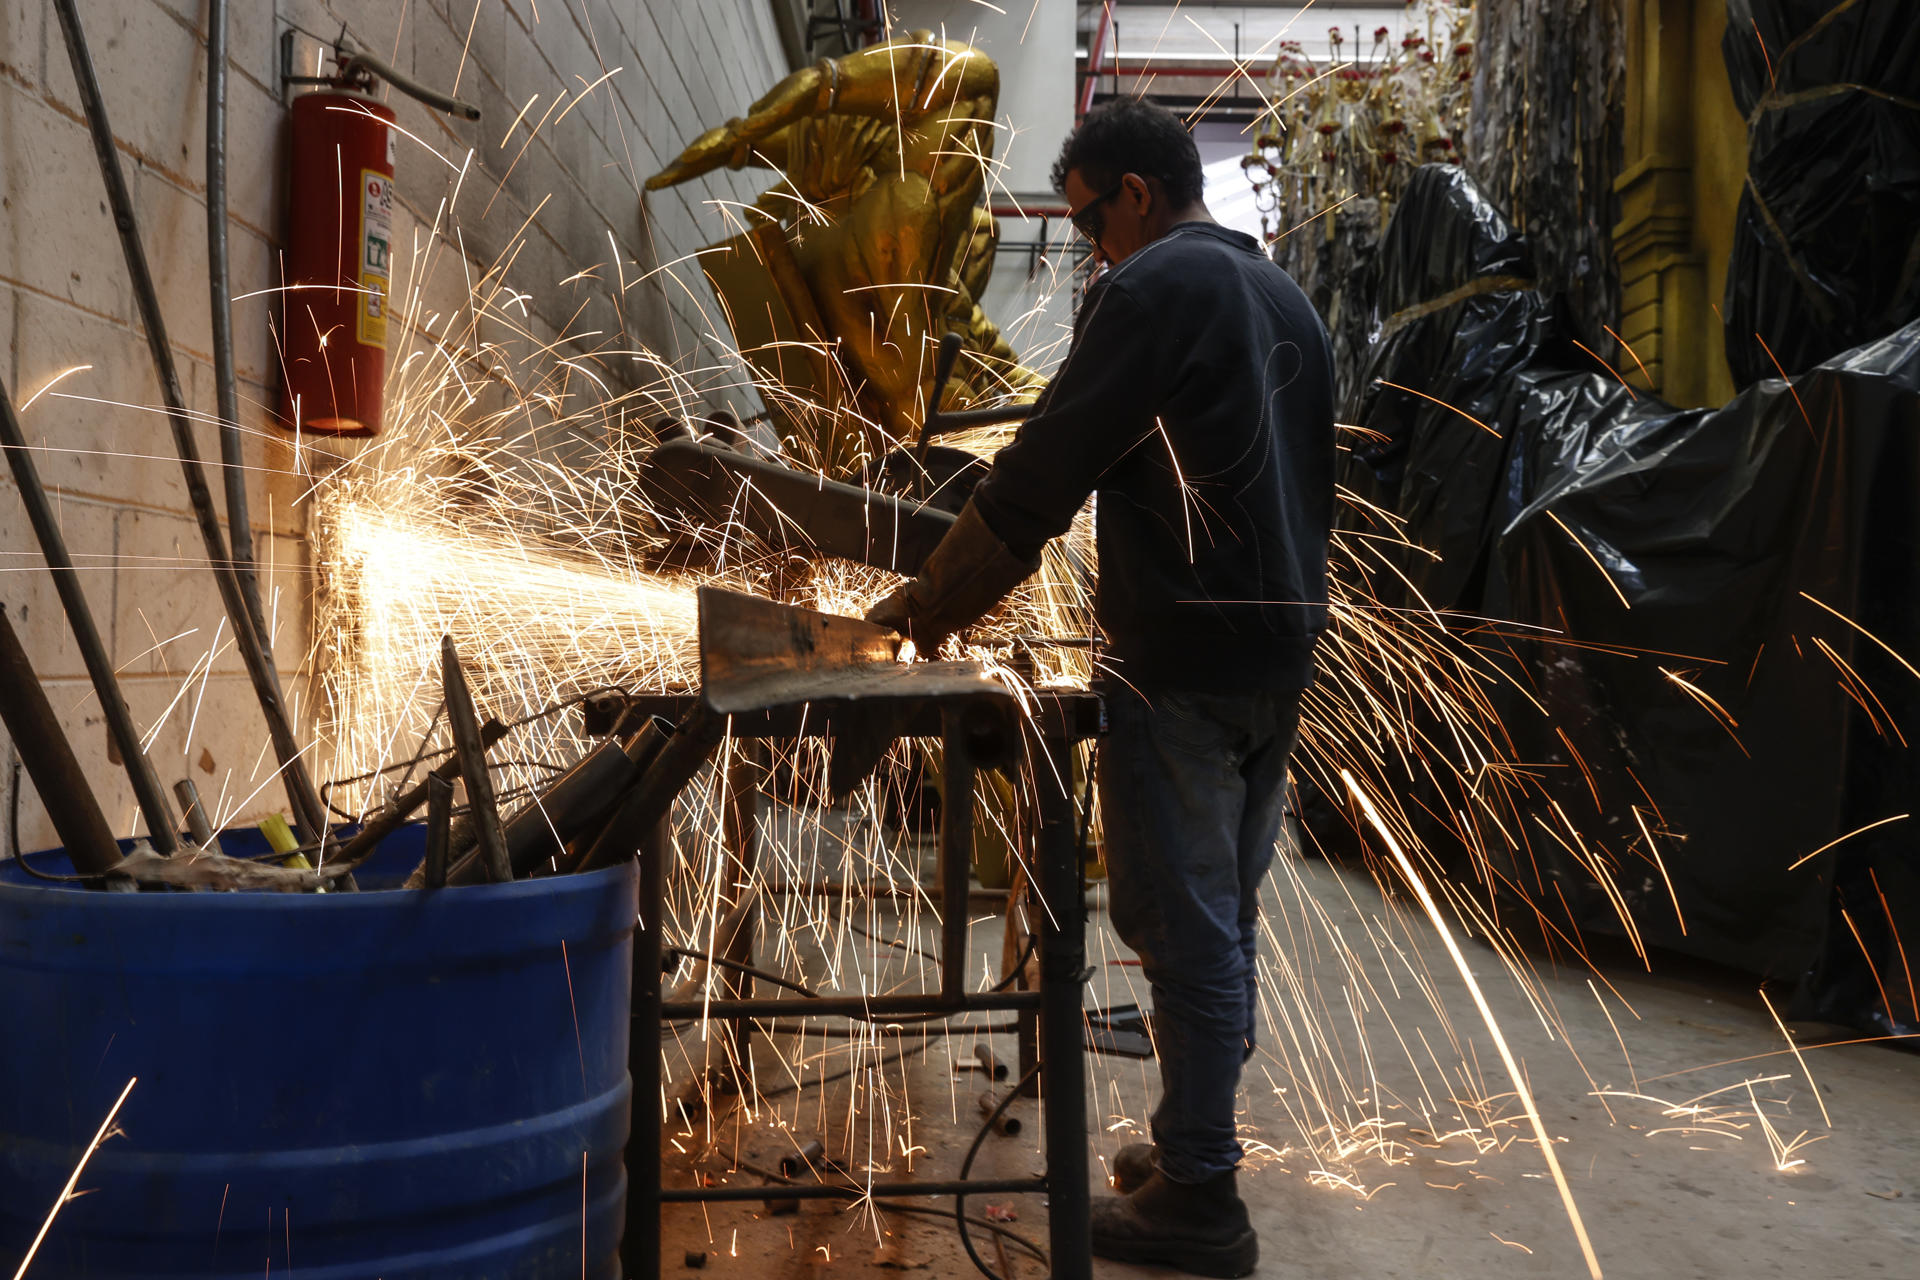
[358,169,394,349]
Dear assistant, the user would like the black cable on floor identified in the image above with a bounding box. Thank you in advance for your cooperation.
[730,1160,1048,1264]
[956,1062,1042,1280]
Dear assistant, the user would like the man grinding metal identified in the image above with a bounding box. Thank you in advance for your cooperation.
[868,100,1335,1277]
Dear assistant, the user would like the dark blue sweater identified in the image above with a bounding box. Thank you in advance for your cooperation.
[972,222,1335,692]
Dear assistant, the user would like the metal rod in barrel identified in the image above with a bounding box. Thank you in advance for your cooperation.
[422,774,454,889]
[173,779,222,855]
[332,719,509,864]
[577,705,724,871]
[0,604,125,876]
[1035,729,1091,1280]
[440,637,510,883]
[51,0,328,848]
[0,378,177,854]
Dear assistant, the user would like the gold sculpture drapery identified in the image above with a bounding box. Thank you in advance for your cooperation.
[647,32,1042,474]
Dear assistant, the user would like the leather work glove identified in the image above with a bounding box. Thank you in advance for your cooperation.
[865,499,1039,654]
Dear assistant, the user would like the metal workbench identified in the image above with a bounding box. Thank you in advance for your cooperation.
[603,590,1103,1280]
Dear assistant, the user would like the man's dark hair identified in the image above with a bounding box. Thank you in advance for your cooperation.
[1051,99,1205,207]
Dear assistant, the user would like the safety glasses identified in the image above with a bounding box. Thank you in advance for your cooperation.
[1068,179,1127,245]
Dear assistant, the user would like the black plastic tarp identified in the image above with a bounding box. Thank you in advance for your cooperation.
[1723,0,1920,388]
[1342,163,1920,1037]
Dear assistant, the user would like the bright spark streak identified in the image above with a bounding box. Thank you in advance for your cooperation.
[1343,773,1603,1279]
[1786,813,1909,872]
[11,1076,137,1280]
[19,364,92,411]
[1372,379,1501,437]
[1757,988,1831,1129]
[1545,511,1632,610]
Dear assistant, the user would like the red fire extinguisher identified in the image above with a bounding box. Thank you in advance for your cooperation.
[281,88,396,437]
[278,42,478,437]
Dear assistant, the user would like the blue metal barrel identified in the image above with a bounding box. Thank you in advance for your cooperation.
[0,829,635,1278]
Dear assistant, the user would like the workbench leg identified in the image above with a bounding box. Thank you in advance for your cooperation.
[622,818,667,1280]
[721,739,765,1078]
[1035,732,1091,1280]
[939,710,975,1001]
[1010,863,1041,1096]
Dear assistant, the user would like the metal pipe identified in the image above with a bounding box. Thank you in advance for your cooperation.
[0,604,124,876]
[977,1089,1022,1136]
[660,1177,1044,1204]
[924,402,1034,432]
[173,779,222,854]
[778,1139,829,1179]
[204,0,270,660]
[50,0,330,847]
[0,376,177,853]
[334,719,509,864]
[659,990,1041,1020]
[578,705,725,871]
[440,637,510,883]
[1079,1,1113,118]
[444,718,669,885]
[914,332,964,491]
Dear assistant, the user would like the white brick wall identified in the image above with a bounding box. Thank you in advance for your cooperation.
[0,0,790,853]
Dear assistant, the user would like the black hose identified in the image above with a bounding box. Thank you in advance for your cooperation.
[50,0,329,848]
[733,1160,1048,1265]
[956,1063,1042,1280]
[666,947,820,1000]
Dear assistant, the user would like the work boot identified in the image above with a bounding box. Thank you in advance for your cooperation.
[1089,1169,1258,1278]
[1110,1142,1157,1193]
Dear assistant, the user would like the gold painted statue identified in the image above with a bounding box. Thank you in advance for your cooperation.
[646,32,1042,473]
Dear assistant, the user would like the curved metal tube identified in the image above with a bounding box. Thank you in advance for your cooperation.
[338,42,481,120]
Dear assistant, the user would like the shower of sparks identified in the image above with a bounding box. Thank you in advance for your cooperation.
[273,21,1884,1234]
[1346,770,1602,1277]
[13,11,1901,1272]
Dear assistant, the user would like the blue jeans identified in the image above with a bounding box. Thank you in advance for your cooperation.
[1101,686,1303,1184]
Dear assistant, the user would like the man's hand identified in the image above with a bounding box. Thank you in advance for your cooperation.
[860,499,1039,656]
[864,586,912,636]
[865,584,956,654]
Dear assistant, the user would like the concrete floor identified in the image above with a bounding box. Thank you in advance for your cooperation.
[655,842,1920,1280]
